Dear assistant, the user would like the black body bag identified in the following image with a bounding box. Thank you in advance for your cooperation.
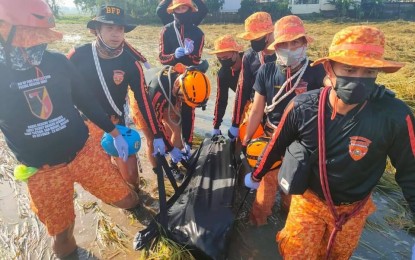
[133,136,237,260]
[278,140,316,195]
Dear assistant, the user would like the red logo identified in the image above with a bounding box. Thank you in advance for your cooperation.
[349,136,372,161]
[113,70,125,85]
[295,79,308,95]
[24,86,53,120]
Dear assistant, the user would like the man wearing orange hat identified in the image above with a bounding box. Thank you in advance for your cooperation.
[242,15,325,226]
[229,12,277,141]
[0,0,139,257]
[209,35,244,136]
[158,0,207,158]
[157,0,208,26]
[68,5,169,191]
[245,25,415,259]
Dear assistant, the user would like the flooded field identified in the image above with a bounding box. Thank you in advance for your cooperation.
[1,21,414,259]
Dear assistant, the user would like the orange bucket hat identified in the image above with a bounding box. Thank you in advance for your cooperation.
[167,0,197,14]
[0,22,62,47]
[311,26,405,73]
[209,35,244,54]
[237,12,274,41]
[267,15,313,50]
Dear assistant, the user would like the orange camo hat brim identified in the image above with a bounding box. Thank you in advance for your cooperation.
[237,12,274,41]
[267,15,313,50]
[311,26,405,73]
[167,0,197,14]
[209,34,244,54]
[0,22,62,47]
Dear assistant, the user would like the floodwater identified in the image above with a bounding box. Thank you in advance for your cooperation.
[1,62,414,260]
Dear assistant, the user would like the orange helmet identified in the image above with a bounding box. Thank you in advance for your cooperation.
[239,121,264,142]
[178,70,211,108]
[0,0,55,28]
[246,137,281,170]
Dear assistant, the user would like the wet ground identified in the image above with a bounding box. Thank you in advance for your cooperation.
[1,36,414,258]
[1,74,414,260]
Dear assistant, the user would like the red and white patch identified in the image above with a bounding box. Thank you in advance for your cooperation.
[294,79,308,95]
[113,70,125,85]
[349,136,372,161]
[24,86,53,120]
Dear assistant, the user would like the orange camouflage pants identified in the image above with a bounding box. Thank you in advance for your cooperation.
[250,167,279,226]
[277,190,376,260]
[250,125,280,226]
[27,133,132,236]
[128,89,147,130]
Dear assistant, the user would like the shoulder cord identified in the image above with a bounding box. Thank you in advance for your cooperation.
[258,51,264,65]
[157,66,182,126]
[173,22,184,48]
[92,41,123,116]
[264,57,309,118]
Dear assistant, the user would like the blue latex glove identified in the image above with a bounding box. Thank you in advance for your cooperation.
[170,147,183,164]
[184,38,194,54]
[211,128,221,137]
[182,143,192,160]
[174,47,186,59]
[113,135,128,162]
[227,126,239,141]
[153,138,166,156]
[244,172,260,190]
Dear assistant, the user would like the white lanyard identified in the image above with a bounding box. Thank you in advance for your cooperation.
[92,41,123,116]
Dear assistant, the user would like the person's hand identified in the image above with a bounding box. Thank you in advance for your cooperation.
[153,138,166,156]
[228,126,239,141]
[174,47,186,59]
[170,147,183,164]
[184,38,194,54]
[182,143,192,161]
[211,128,221,137]
[113,135,128,162]
[244,172,260,190]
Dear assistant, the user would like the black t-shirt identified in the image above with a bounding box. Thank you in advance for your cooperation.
[68,44,162,138]
[253,60,326,126]
[213,54,242,129]
[254,88,415,211]
[0,51,114,167]
[231,49,276,126]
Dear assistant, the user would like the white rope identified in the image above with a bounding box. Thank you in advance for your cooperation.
[264,57,309,115]
[92,41,123,116]
[157,66,182,126]
[173,22,184,48]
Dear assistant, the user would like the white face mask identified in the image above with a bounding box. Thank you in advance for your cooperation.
[276,46,307,68]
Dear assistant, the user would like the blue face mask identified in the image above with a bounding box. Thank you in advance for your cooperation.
[334,76,377,104]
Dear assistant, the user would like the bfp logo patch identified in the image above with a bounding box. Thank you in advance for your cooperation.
[349,136,372,161]
[113,70,125,85]
[24,86,53,120]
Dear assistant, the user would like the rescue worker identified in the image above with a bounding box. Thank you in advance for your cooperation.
[158,0,207,155]
[229,12,276,141]
[242,15,326,226]
[0,0,139,257]
[145,65,210,176]
[245,25,414,259]
[209,35,243,136]
[68,5,177,189]
[156,0,208,26]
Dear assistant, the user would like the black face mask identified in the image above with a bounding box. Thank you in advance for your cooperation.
[219,57,236,68]
[334,76,377,104]
[174,11,192,25]
[250,37,267,52]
